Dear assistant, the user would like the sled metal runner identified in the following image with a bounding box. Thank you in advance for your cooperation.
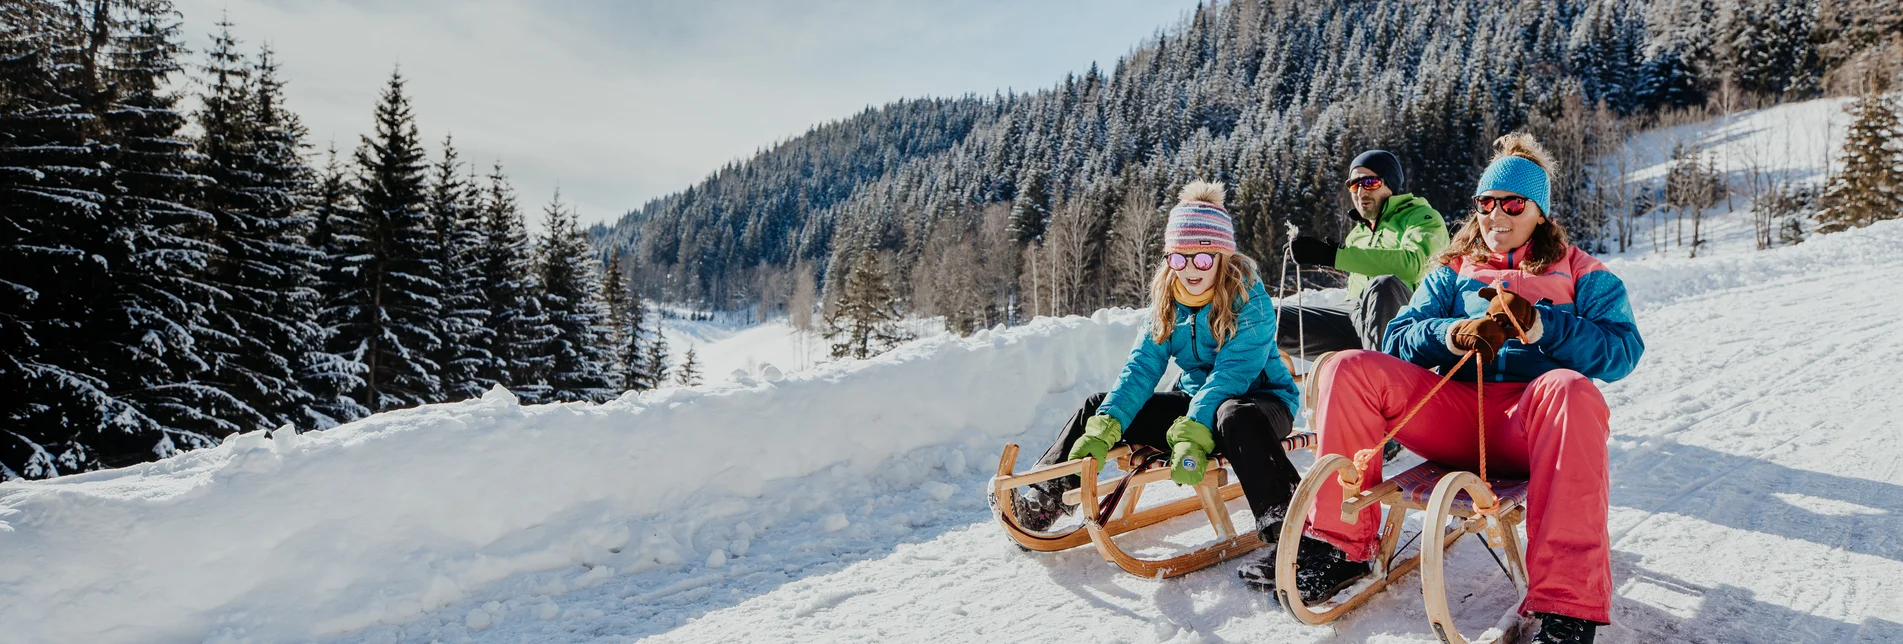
[1276,454,1532,644]
[989,431,1318,578]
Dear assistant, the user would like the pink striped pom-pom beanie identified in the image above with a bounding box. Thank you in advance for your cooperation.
[1164,181,1236,255]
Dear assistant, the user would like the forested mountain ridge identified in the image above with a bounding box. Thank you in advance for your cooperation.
[598,0,1896,331]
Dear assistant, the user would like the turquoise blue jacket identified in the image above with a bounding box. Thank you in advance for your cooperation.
[1385,246,1643,382]
[1097,280,1302,429]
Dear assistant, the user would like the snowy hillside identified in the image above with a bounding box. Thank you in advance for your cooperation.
[5,98,1903,644]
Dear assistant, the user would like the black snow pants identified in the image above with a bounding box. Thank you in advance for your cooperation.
[1275,274,1414,358]
[1035,390,1299,527]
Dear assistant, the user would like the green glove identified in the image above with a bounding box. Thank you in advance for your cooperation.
[1066,414,1122,463]
[1166,416,1216,485]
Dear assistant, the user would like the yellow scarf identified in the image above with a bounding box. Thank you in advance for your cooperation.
[1172,280,1216,307]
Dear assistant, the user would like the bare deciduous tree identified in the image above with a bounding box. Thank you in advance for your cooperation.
[1109,188,1164,308]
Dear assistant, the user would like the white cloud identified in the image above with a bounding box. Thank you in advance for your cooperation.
[170,0,1199,226]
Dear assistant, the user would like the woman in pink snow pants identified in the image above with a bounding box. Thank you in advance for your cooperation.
[1291,134,1643,644]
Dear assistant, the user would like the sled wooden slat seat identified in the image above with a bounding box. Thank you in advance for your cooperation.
[1341,462,1528,522]
[1391,462,1530,515]
[989,431,1319,578]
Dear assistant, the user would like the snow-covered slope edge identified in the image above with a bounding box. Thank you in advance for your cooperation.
[0,310,1144,643]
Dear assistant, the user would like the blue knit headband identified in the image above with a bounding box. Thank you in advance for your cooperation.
[1473,156,1550,216]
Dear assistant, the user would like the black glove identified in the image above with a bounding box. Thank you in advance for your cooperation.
[1291,236,1338,268]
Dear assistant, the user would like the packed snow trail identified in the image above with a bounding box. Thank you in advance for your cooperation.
[0,312,1143,643]
[4,221,1901,643]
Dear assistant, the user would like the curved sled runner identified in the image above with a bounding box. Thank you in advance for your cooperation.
[1276,454,1531,644]
[989,431,1318,578]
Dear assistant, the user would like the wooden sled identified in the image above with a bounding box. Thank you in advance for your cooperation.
[1276,454,1532,644]
[989,431,1318,578]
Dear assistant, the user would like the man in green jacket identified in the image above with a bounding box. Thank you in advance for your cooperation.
[1278,150,1449,358]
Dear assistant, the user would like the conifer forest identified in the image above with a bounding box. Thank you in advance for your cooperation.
[4,0,1900,478]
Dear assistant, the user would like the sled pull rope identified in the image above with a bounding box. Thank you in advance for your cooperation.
[1281,222,1307,380]
[1341,349,1475,492]
[1096,447,1171,526]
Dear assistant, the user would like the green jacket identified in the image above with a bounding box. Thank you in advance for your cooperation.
[1335,193,1449,295]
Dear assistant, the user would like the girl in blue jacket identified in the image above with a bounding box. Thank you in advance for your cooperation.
[1013,182,1304,560]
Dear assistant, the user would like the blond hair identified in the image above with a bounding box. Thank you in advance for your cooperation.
[1437,133,1574,274]
[1147,253,1259,350]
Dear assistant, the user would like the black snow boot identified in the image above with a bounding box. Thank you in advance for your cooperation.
[1290,538,1371,604]
[1236,545,1279,588]
[1236,508,1289,588]
[1531,613,1597,644]
[1382,438,1405,462]
[1010,477,1076,532]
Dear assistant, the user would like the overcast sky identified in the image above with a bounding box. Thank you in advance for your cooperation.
[170,0,1201,227]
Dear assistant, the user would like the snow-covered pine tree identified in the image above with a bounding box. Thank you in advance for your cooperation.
[37,0,226,472]
[190,20,330,434]
[534,189,617,403]
[1817,92,1903,232]
[602,254,656,391]
[1010,164,1052,244]
[825,250,911,360]
[646,337,670,387]
[473,163,553,402]
[250,47,351,431]
[306,146,372,426]
[675,346,702,387]
[424,136,495,402]
[0,0,150,479]
[336,69,443,411]
[600,253,628,379]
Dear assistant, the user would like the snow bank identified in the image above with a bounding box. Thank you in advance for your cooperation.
[1620,97,1853,186]
[0,310,1145,643]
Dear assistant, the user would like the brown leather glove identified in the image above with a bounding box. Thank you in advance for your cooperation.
[1447,317,1509,364]
[1479,286,1537,341]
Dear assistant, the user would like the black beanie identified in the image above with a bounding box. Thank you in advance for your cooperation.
[1349,150,1405,194]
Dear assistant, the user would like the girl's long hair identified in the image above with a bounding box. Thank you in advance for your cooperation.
[1438,133,1574,274]
[1148,252,1259,350]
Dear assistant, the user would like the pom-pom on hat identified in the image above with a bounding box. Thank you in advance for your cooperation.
[1164,181,1237,255]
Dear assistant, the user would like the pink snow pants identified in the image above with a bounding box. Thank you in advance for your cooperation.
[1304,350,1612,624]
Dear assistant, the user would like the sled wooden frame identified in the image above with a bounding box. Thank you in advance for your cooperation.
[989,430,1318,579]
[1275,454,1532,644]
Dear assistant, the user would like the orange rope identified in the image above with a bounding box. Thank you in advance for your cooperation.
[1345,350,1474,485]
[1344,330,1521,520]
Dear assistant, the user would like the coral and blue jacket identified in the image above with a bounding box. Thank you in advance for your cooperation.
[1384,246,1644,382]
[1096,280,1303,429]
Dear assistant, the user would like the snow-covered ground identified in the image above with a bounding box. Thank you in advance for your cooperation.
[5,98,1900,643]
[654,312,947,384]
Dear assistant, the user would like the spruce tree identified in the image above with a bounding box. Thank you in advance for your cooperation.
[27,0,226,472]
[535,190,617,403]
[646,338,671,387]
[1817,92,1903,232]
[602,254,656,391]
[0,0,144,478]
[825,250,911,360]
[473,163,553,401]
[675,346,702,387]
[333,69,443,411]
[307,146,371,426]
[425,136,495,402]
[191,21,329,434]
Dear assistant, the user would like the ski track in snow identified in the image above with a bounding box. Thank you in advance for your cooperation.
[463,221,1903,644]
[6,100,1903,643]
[187,220,1903,644]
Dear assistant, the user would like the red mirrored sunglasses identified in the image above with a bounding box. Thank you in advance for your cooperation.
[1473,195,1531,216]
[1345,176,1383,191]
[1167,252,1218,271]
